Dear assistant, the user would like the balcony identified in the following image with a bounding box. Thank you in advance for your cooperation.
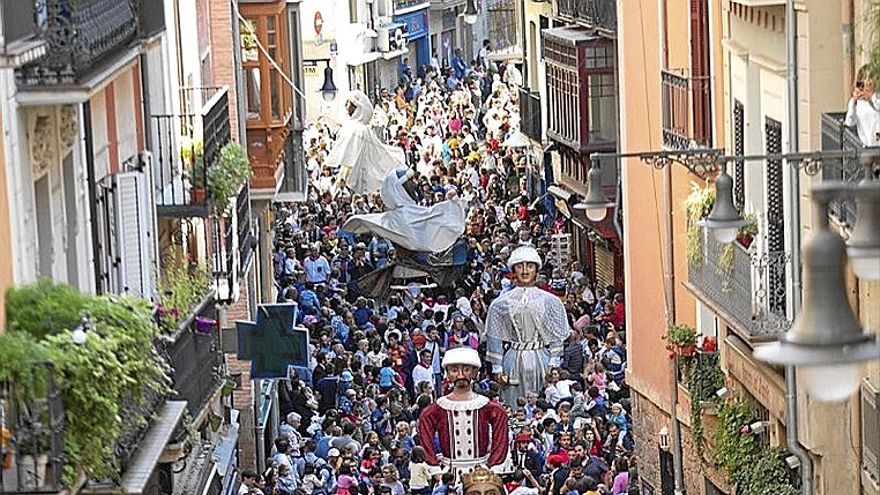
[519,87,542,142]
[166,292,224,418]
[14,0,144,88]
[151,87,232,218]
[687,234,792,341]
[0,1,47,68]
[820,112,880,228]
[556,0,617,33]
[661,69,712,150]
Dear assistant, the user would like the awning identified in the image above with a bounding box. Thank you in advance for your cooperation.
[547,185,572,201]
[347,51,382,67]
[117,401,187,494]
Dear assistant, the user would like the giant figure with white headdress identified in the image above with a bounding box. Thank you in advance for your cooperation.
[417,347,509,483]
[326,90,405,193]
[486,244,571,406]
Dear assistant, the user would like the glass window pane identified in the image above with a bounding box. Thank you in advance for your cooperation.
[241,19,259,62]
[267,16,276,31]
[270,74,281,120]
[588,73,617,142]
[247,67,262,120]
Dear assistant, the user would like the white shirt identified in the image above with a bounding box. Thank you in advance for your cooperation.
[845,93,880,146]
[303,255,331,283]
[413,363,435,390]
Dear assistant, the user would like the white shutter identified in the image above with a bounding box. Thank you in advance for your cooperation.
[114,171,155,299]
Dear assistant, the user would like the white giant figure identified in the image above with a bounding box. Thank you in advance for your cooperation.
[486,244,571,406]
[326,90,405,193]
[342,168,466,253]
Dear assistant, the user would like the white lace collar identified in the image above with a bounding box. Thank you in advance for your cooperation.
[437,393,490,412]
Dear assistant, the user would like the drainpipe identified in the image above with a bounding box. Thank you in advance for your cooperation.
[656,0,685,493]
[231,0,248,144]
[139,53,152,150]
[785,0,813,493]
[520,0,528,85]
[842,0,854,91]
[82,102,102,295]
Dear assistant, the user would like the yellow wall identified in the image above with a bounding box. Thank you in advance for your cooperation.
[0,111,13,331]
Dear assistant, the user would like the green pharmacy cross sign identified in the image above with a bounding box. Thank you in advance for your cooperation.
[237,304,310,379]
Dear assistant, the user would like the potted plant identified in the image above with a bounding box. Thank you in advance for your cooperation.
[665,324,698,357]
[207,142,252,217]
[181,138,206,204]
[736,212,758,249]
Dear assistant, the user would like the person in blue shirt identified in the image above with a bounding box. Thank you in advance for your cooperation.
[451,48,468,80]
[353,297,374,329]
[299,283,321,314]
[378,358,400,393]
[399,57,411,80]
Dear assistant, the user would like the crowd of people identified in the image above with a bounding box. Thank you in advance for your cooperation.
[241,46,637,495]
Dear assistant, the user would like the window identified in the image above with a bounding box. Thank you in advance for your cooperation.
[239,11,290,124]
[690,0,712,146]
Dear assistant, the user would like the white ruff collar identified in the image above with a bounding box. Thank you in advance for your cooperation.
[437,393,490,412]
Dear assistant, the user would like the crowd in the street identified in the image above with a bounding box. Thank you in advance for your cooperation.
[239,44,637,495]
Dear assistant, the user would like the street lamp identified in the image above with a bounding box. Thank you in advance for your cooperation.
[463,0,478,25]
[71,316,93,345]
[319,62,337,101]
[574,163,615,222]
[699,165,748,243]
[846,153,880,280]
[754,180,880,403]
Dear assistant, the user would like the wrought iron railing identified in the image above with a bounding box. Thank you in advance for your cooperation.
[0,364,64,494]
[820,112,880,228]
[15,0,139,86]
[661,69,712,150]
[688,233,792,340]
[167,294,224,418]
[557,0,616,33]
[519,87,542,142]
[152,87,231,217]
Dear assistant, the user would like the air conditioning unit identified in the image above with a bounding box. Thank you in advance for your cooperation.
[377,23,408,52]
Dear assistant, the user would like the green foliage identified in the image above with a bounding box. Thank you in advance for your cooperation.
[710,398,798,495]
[5,279,88,339]
[181,138,205,188]
[207,142,251,217]
[740,212,759,237]
[682,352,725,459]
[666,324,697,348]
[158,247,211,332]
[684,182,715,266]
[1,281,171,485]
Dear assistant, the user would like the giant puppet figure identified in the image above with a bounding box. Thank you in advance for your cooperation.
[418,347,509,481]
[486,244,571,406]
[461,466,506,495]
[342,168,466,253]
[326,90,405,194]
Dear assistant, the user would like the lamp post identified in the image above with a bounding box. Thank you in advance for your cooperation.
[463,0,478,25]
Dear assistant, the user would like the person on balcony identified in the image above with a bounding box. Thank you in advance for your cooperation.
[845,66,880,147]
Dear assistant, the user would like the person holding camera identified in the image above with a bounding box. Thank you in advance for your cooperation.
[845,66,880,147]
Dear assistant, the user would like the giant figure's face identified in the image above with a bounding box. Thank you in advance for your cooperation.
[513,261,538,287]
[465,483,504,495]
[446,364,478,389]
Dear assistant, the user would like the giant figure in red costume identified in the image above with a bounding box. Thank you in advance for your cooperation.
[417,347,509,481]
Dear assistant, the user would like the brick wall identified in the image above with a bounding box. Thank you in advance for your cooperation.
[227,272,251,323]
[208,0,240,142]
[631,391,731,495]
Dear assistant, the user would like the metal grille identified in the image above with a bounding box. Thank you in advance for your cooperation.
[765,117,786,315]
[733,100,745,210]
[16,0,138,86]
[518,87,542,141]
[661,70,689,150]
[593,242,614,289]
[820,112,871,228]
[0,365,64,493]
[168,309,224,418]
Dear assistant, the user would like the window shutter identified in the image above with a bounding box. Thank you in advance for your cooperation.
[690,0,711,146]
[863,383,880,484]
[594,243,614,289]
[114,171,155,298]
[95,175,118,294]
[765,117,786,315]
[733,100,745,209]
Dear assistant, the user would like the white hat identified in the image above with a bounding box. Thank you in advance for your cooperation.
[442,347,481,369]
[507,244,542,270]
